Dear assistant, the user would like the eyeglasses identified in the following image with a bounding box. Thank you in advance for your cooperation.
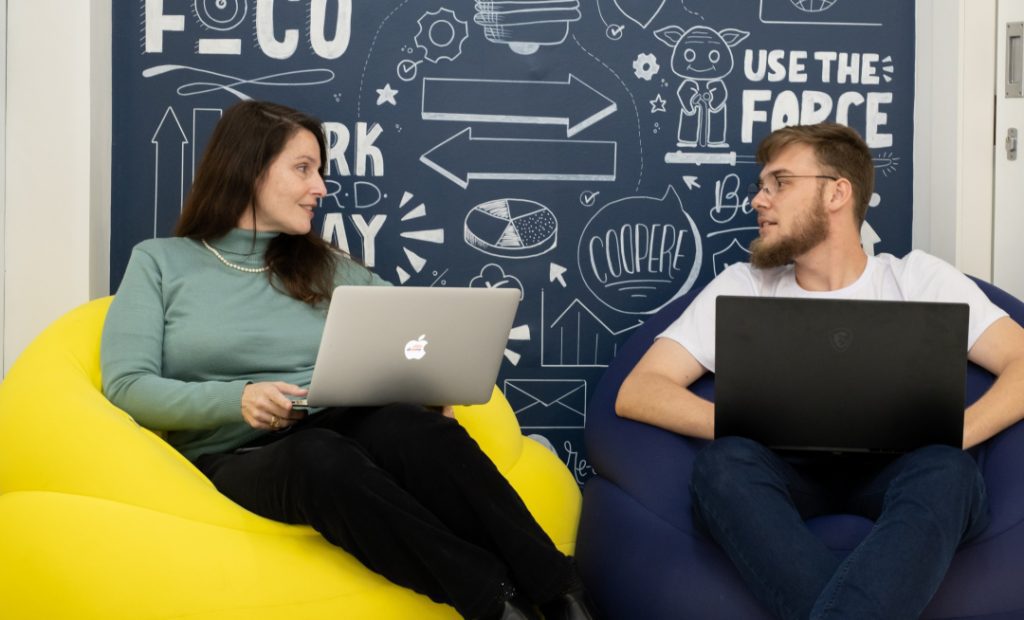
[747,174,838,200]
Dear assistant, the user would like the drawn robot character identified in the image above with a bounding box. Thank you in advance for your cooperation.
[653,25,750,149]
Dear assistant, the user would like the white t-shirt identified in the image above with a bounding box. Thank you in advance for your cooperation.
[659,250,1008,373]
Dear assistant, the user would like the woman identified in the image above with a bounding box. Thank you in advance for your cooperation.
[102,101,592,620]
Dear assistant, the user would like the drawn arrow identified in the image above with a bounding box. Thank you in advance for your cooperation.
[682,175,700,190]
[422,75,617,137]
[550,263,568,287]
[151,107,189,237]
[420,128,617,189]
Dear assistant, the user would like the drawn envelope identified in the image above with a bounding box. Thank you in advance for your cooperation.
[504,379,587,429]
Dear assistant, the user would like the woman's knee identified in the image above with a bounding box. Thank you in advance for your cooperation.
[283,428,374,482]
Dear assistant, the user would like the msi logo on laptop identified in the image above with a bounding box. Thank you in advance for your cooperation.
[829,328,854,353]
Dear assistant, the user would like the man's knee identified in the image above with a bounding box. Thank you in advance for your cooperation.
[692,436,774,495]
[890,445,988,531]
[903,445,982,491]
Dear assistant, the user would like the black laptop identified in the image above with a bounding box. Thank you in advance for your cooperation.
[714,296,969,453]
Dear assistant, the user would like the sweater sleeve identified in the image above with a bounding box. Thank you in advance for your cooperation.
[101,246,250,431]
[335,255,393,287]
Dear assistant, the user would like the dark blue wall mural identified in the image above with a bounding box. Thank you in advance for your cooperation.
[113,0,915,484]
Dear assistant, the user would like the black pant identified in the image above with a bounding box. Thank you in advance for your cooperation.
[195,403,573,617]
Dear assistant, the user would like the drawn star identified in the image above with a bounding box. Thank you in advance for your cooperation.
[376,83,399,106]
[650,94,667,113]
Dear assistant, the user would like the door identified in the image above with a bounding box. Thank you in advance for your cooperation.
[994,0,1024,299]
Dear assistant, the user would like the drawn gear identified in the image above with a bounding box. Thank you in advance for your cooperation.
[632,53,660,81]
[415,8,469,64]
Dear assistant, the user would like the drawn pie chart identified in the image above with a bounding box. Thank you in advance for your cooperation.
[464,199,557,258]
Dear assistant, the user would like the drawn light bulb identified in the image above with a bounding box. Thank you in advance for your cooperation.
[474,0,582,55]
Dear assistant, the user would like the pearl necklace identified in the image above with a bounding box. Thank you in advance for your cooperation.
[202,239,269,273]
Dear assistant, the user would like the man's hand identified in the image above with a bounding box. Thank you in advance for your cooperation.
[241,382,308,431]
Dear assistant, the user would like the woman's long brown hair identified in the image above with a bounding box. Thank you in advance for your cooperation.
[175,100,339,306]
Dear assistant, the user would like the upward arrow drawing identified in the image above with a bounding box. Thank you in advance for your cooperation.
[422,75,617,137]
[151,107,189,237]
[420,128,617,189]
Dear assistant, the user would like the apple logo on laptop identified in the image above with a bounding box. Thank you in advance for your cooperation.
[404,334,428,360]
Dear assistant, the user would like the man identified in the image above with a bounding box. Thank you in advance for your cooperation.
[616,123,1024,619]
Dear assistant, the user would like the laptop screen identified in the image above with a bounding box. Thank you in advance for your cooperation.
[714,296,968,453]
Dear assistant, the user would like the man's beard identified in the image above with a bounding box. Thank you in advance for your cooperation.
[749,194,830,269]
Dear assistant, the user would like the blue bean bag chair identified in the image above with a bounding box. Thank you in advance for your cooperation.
[576,277,1024,619]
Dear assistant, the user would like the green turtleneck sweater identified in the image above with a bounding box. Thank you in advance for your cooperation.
[101,229,389,461]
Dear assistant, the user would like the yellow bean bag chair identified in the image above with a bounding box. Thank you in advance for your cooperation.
[0,297,581,620]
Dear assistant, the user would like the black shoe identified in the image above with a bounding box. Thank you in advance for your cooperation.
[498,598,543,620]
[477,582,542,620]
[538,587,595,620]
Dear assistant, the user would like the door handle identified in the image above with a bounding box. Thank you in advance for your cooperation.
[1007,128,1018,161]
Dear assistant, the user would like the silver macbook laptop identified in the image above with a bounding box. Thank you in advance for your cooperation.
[297,286,520,407]
[714,296,969,453]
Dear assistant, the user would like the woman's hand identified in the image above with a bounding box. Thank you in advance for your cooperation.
[241,382,308,431]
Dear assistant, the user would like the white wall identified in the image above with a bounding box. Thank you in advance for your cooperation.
[3,1,110,374]
[0,1,1002,374]
[1,1,7,373]
[914,0,996,280]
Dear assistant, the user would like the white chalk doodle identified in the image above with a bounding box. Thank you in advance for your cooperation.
[474,0,582,55]
[577,186,703,315]
[709,173,753,224]
[650,94,668,113]
[580,191,601,207]
[506,323,532,366]
[421,128,618,188]
[612,0,666,30]
[540,290,642,368]
[421,75,617,138]
[527,433,559,455]
[415,8,469,63]
[632,53,660,81]
[589,0,624,40]
[563,440,595,484]
[713,238,752,275]
[469,263,526,298]
[319,189,441,281]
[654,25,750,149]
[322,180,346,211]
[505,379,587,429]
[665,151,758,166]
[759,0,882,27]
[197,39,241,55]
[375,83,399,106]
[141,65,335,100]
[873,152,901,177]
[861,220,881,256]
[550,263,569,288]
[571,34,645,191]
[192,0,248,32]
[151,107,189,238]
[354,181,384,209]
[464,199,558,259]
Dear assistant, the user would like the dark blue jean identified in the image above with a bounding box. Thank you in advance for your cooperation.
[690,436,989,620]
